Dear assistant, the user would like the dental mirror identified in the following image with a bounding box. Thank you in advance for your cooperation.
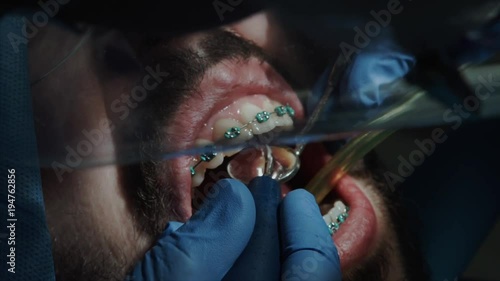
[227,145,301,183]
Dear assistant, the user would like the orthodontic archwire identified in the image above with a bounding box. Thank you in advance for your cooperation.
[327,206,350,235]
[190,104,295,176]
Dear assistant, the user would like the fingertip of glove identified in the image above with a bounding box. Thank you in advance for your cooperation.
[204,179,256,228]
[177,179,256,242]
[282,189,317,208]
[161,221,183,237]
[212,178,254,208]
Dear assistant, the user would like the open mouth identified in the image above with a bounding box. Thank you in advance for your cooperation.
[166,56,379,273]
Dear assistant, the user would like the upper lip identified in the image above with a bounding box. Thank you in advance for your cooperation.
[165,56,304,220]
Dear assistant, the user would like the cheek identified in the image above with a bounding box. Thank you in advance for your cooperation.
[42,166,128,227]
[42,165,146,250]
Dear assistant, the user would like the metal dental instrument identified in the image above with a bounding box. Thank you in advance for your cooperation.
[227,55,349,183]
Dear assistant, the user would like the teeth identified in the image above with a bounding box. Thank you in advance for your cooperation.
[334,200,348,213]
[240,103,277,134]
[240,103,262,121]
[323,200,349,235]
[271,101,293,127]
[191,100,296,188]
[205,153,224,169]
[323,200,346,224]
[194,139,225,169]
[213,118,249,156]
[214,118,253,141]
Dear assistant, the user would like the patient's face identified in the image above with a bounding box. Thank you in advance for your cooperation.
[29,12,428,281]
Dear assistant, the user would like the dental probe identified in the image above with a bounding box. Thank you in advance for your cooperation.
[255,55,350,183]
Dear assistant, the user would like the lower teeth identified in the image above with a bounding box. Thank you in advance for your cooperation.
[323,200,350,235]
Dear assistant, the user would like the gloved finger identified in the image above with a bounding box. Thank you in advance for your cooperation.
[129,179,256,281]
[341,34,415,108]
[164,221,183,235]
[223,176,281,281]
[279,189,341,281]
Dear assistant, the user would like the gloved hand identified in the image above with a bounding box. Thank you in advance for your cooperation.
[339,33,415,108]
[225,177,342,281]
[128,179,256,281]
[280,189,342,281]
[223,177,281,280]
[128,177,342,281]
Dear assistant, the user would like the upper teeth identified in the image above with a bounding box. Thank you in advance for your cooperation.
[190,95,295,188]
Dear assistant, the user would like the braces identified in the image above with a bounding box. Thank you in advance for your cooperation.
[190,105,295,176]
[190,150,217,175]
[327,206,350,235]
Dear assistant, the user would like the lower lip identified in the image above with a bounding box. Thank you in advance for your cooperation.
[281,174,378,271]
[332,174,378,271]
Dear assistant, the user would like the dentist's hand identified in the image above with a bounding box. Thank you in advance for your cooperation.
[224,177,342,281]
[280,189,342,281]
[128,177,341,281]
[128,179,256,281]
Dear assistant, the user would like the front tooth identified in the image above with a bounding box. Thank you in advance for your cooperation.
[213,118,253,141]
[213,118,246,156]
[263,99,275,112]
[240,103,262,123]
[239,127,253,140]
[240,103,276,134]
[271,101,293,127]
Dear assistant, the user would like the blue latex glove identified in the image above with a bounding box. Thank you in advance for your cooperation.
[128,179,256,281]
[226,177,342,281]
[280,189,341,281]
[223,177,281,280]
[339,34,415,109]
[307,32,415,115]
[129,177,341,281]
